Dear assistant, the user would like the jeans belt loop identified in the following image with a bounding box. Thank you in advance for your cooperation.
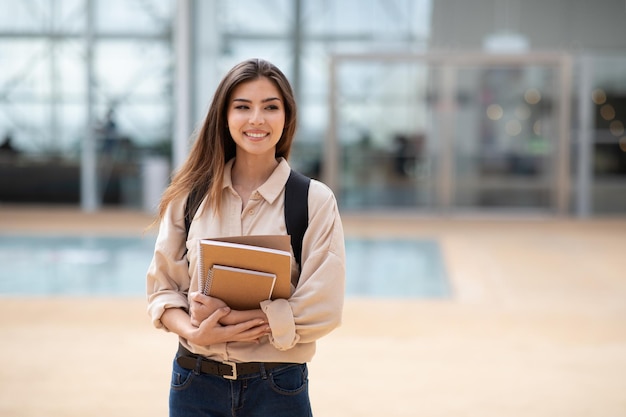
[194,356,203,376]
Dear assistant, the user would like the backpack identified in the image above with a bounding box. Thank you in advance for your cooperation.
[184,169,311,276]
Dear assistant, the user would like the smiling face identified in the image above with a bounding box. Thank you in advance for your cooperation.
[227,77,286,160]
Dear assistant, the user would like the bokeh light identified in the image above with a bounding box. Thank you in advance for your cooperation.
[592,88,607,105]
[486,104,503,120]
[600,104,616,121]
[505,119,522,136]
[524,88,541,105]
[610,120,624,136]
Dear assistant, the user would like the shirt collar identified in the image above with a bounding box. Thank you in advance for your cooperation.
[223,157,291,204]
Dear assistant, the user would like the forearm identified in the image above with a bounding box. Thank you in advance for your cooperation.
[160,307,196,340]
[221,309,267,326]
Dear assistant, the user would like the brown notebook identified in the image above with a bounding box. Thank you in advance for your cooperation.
[197,236,292,309]
[203,265,277,310]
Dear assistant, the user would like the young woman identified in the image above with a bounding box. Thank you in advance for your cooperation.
[146,58,346,417]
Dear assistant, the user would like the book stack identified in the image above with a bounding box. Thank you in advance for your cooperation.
[197,235,292,310]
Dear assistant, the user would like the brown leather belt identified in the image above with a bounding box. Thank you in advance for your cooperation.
[176,344,292,380]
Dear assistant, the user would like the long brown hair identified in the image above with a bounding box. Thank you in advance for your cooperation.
[155,58,298,223]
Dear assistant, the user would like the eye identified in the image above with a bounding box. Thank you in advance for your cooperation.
[234,104,249,110]
[266,104,280,110]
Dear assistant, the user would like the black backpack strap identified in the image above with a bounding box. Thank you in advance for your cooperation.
[184,186,205,238]
[284,169,310,271]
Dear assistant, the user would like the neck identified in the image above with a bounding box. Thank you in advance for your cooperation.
[231,156,279,190]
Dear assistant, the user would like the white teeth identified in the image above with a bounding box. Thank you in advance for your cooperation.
[246,132,267,138]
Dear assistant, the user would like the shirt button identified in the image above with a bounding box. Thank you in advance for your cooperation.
[248,209,255,215]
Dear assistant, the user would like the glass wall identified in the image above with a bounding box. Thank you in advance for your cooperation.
[0,0,174,207]
[334,60,434,210]
[587,55,626,214]
[1,0,625,216]
[329,54,571,215]
[452,64,561,212]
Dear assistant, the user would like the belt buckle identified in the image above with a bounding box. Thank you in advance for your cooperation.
[222,361,237,380]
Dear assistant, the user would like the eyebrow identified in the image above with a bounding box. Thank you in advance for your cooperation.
[232,97,282,104]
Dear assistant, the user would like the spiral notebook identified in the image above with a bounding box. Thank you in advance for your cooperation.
[202,265,277,310]
[197,236,292,309]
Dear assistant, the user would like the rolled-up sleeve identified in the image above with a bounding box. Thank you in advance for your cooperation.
[261,181,346,350]
[146,198,191,330]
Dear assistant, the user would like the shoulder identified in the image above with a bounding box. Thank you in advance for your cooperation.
[307,178,339,212]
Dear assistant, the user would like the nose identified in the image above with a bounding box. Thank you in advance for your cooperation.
[249,109,264,125]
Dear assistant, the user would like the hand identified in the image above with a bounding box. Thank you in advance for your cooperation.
[189,291,227,327]
[187,307,271,346]
[190,292,270,331]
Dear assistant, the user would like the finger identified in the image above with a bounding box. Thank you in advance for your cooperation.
[189,301,201,315]
[190,291,208,304]
[189,302,204,319]
[207,306,231,323]
[190,299,206,311]
[231,325,272,342]
[212,319,264,341]
[230,320,269,337]
[190,317,201,327]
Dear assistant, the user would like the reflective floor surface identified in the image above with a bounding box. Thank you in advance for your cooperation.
[0,235,449,298]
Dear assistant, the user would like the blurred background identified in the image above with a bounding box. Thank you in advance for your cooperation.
[1,0,625,217]
[1,2,626,416]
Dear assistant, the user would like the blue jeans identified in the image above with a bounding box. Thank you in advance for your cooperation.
[169,356,312,417]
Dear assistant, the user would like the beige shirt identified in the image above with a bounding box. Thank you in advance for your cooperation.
[146,158,346,363]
